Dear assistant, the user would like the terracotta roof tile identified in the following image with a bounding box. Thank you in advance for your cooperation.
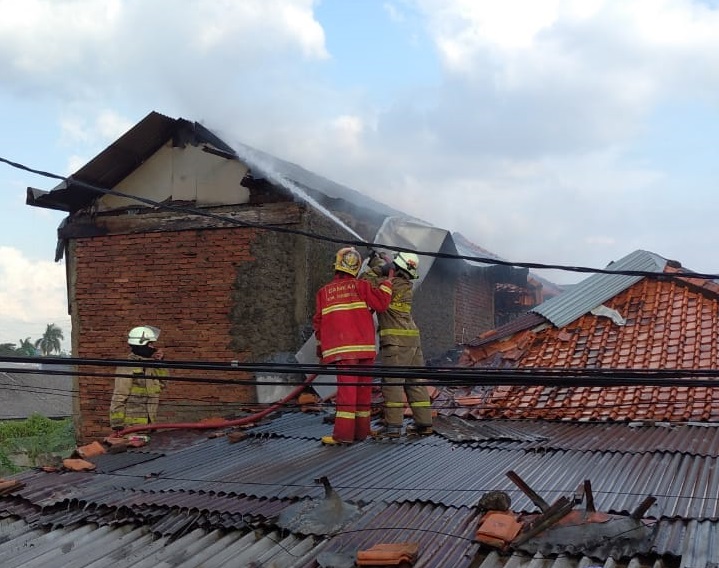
[452,274,719,422]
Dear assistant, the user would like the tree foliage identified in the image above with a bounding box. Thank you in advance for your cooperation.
[0,324,65,357]
[0,343,17,356]
[16,337,38,356]
[34,324,64,356]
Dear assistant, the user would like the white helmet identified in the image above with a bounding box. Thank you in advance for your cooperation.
[394,252,419,279]
[128,326,161,346]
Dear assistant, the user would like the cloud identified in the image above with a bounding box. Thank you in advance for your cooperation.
[0,246,70,346]
[275,0,719,281]
[3,0,719,293]
[0,0,327,98]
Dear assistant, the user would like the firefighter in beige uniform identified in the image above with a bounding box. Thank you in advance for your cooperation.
[362,252,433,438]
[110,326,169,432]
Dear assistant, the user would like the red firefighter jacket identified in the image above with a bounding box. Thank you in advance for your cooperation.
[313,273,393,363]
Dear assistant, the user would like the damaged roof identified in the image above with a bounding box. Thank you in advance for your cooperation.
[531,249,669,328]
[2,411,719,567]
[456,249,719,421]
[25,110,528,279]
[25,110,402,221]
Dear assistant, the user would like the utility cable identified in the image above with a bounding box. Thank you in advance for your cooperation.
[9,355,719,379]
[4,154,719,280]
[10,357,719,385]
[4,356,719,388]
[1,381,703,417]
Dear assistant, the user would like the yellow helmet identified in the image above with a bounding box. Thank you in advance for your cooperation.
[394,252,419,279]
[334,247,362,277]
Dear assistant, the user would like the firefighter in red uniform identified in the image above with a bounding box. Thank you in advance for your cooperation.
[313,247,393,445]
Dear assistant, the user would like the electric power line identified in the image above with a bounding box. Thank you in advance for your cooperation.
[4,154,719,280]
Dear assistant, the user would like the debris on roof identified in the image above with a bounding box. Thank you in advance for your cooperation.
[278,476,360,536]
[475,471,655,558]
[356,541,419,566]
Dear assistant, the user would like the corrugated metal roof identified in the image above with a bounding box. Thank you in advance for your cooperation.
[0,362,73,419]
[532,249,667,328]
[4,410,719,564]
[258,411,719,457]
[0,516,319,568]
[8,414,719,521]
[4,512,697,568]
[432,415,719,455]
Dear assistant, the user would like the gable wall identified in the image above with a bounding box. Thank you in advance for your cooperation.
[66,200,360,442]
[99,144,250,211]
[70,226,255,442]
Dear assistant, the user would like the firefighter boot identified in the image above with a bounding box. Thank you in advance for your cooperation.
[321,436,352,446]
[371,425,402,439]
[406,424,433,436]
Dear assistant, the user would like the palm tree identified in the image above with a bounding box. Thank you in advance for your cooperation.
[34,324,64,356]
[0,343,17,356]
[16,337,38,356]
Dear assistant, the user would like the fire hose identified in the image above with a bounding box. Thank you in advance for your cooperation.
[115,373,318,438]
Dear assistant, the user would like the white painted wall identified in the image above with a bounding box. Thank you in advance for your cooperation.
[99,142,250,210]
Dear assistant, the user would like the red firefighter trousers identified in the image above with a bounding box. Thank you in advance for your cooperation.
[333,358,373,442]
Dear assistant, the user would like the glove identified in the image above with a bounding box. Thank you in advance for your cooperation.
[380,261,394,277]
[316,344,322,358]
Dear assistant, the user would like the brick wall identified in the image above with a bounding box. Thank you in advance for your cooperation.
[454,269,495,345]
[67,203,359,442]
[71,226,270,442]
[413,257,458,360]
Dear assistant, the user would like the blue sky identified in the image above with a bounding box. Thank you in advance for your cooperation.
[1,0,719,349]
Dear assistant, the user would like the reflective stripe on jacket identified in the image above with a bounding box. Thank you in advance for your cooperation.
[313,273,392,363]
[361,261,421,348]
[109,353,168,428]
